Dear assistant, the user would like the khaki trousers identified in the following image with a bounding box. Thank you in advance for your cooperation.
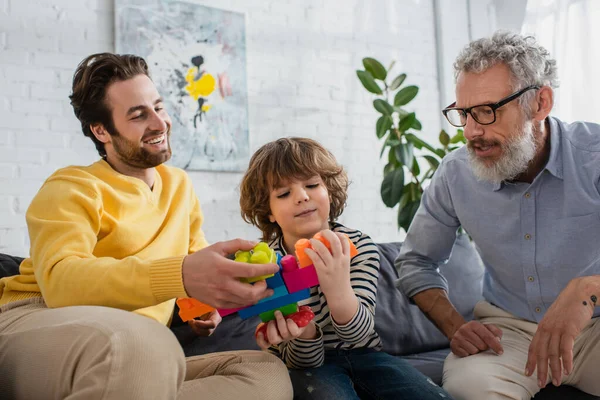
[443,301,600,400]
[0,298,292,400]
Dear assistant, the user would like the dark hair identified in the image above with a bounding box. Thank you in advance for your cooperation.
[69,53,150,157]
[240,137,349,242]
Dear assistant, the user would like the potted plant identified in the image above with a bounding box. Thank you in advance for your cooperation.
[356,57,466,232]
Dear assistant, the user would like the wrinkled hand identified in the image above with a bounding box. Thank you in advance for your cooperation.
[255,310,317,350]
[182,239,279,309]
[450,320,504,357]
[188,310,222,337]
[525,278,595,388]
[304,230,352,300]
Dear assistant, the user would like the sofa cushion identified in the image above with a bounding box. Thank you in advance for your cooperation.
[0,253,23,279]
[374,234,484,356]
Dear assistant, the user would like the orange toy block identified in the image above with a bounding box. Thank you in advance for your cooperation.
[295,233,358,267]
[176,298,215,322]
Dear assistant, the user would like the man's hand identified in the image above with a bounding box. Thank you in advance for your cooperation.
[182,239,279,309]
[188,310,222,337]
[450,320,504,357]
[525,277,595,388]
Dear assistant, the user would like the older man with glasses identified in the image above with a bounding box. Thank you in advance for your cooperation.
[395,31,600,400]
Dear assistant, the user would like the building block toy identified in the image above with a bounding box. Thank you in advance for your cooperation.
[176,297,215,322]
[237,288,310,319]
[256,305,315,341]
[178,234,358,325]
[258,302,298,322]
[176,242,277,322]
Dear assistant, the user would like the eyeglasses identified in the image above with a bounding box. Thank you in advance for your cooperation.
[442,85,540,127]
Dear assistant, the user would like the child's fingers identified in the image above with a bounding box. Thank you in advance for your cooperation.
[309,238,333,266]
[267,320,283,344]
[321,230,342,257]
[335,232,350,256]
[274,311,292,340]
[304,247,326,272]
[256,332,270,350]
[286,318,300,337]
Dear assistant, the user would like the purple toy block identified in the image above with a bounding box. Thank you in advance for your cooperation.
[280,254,319,293]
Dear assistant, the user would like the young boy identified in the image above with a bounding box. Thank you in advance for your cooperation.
[239,137,453,399]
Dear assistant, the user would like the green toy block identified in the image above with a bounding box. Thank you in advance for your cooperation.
[259,303,298,323]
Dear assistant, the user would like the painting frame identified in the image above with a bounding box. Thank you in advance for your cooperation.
[115,0,250,172]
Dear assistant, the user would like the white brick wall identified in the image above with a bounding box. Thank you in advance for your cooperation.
[0,0,441,257]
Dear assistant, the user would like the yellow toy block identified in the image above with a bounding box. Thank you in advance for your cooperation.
[238,242,276,283]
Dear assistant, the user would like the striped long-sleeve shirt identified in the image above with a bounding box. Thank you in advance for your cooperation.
[267,222,382,369]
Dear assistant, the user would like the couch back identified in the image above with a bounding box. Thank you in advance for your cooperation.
[374,235,484,355]
[0,236,485,357]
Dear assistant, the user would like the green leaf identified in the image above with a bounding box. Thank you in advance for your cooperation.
[388,144,399,164]
[397,112,416,132]
[373,99,394,115]
[381,168,405,208]
[394,85,419,106]
[389,73,407,90]
[363,58,387,80]
[395,108,409,118]
[380,136,401,158]
[405,133,438,155]
[423,155,440,169]
[435,148,446,158]
[387,60,396,73]
[356,70,383,94]
[383,162,396,176]
[395,141,414,168]
[450,129,465,144]
[376,116,393,138]
[398,199,420,232]
[439,130,451,146]
[411,118,422,131]
[411,157,420,176]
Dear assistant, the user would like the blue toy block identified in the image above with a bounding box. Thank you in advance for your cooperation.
[265,270,285,290]
[257,284,288,304]
[238,288,311,319]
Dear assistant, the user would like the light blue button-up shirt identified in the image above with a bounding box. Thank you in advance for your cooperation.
[396,117,600,323]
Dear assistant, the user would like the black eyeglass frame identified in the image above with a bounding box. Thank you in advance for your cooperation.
[442,85,540,127]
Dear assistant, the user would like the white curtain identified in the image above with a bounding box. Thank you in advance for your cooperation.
[522,0,600,124]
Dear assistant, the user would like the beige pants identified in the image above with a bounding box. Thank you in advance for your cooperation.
[0,298,293,400]
[443,301,600,400]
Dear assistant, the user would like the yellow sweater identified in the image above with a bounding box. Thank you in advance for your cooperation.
[0,160,209,325]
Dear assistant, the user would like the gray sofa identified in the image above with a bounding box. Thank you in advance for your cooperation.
[1,241,597,399]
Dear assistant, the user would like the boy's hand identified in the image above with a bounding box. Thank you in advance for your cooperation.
[188,310,222,337]
[182,239,279,309]
[255,310,317,349]
[304,230,353,301]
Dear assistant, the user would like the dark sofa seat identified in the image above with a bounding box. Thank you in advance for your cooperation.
[0,246,597,399]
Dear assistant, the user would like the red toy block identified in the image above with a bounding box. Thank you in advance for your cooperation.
[255,305,315,342]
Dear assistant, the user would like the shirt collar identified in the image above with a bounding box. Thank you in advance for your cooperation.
[491,117,562,192]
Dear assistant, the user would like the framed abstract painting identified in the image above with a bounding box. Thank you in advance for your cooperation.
[115,0,249,171]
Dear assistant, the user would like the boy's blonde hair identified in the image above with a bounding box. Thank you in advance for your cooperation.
[240,137,348,242]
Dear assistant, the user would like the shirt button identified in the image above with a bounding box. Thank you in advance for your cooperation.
[535,307,541,313]
[524,234,532,240]
[524,192,531,198]
[528,276,535,282]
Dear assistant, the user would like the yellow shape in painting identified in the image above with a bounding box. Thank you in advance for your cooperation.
[201,104,212,112]
[185,67,216,100]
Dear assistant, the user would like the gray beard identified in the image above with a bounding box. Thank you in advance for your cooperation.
[467,120,537,184]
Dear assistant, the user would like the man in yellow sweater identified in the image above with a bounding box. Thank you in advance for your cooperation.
[0,53,292,400]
